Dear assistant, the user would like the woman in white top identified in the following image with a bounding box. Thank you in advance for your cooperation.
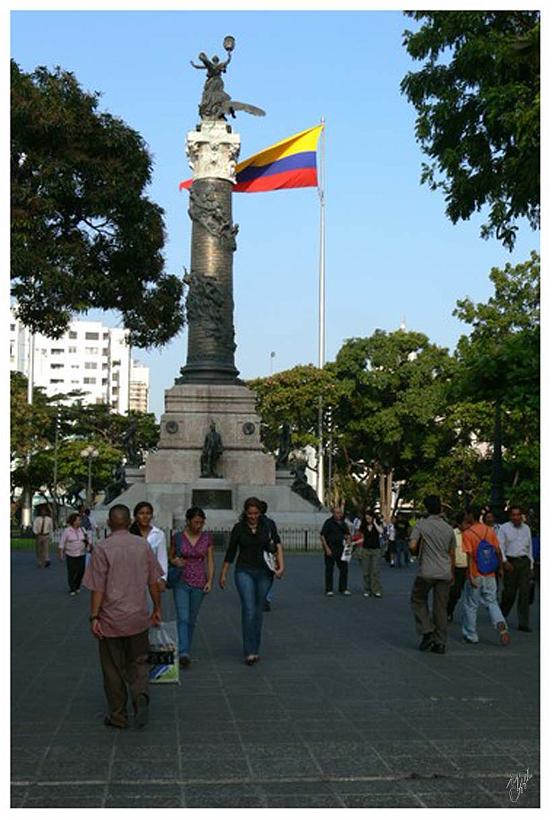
[129,502,168,591]
[58,512,89,595]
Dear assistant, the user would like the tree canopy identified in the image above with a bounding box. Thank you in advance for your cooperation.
[401,11,540,250]
[11,60,184,347]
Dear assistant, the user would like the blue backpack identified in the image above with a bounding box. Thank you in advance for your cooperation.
[473,527,500,575]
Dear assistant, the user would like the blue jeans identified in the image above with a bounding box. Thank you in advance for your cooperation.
[395,539,409,567]
[234,568,273,657]
[173,583,205,658]
[462,574,508,642]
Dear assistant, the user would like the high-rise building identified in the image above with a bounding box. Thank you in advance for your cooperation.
[129,360,150,414]
[9,310,150,414]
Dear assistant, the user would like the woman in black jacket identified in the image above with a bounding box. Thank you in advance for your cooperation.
[219,497,283,665]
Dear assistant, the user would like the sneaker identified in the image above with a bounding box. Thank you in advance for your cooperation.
[179,656,191,668]
[373,592,382,598]
[76,588,81,594]
[263,601,271,612]
[419,633,436,652]
[69,591,77,597]
[363,592,370,598]
[44,561,51,568]
[341,590,352,596]
[497,622,510,646]
[430,644,446,654]
[134,694,149,729]
[325,591,334,597]
[462,635,479,644]
[518,625,532,633]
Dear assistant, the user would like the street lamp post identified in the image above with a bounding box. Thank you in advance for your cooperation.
[81,445,99,507]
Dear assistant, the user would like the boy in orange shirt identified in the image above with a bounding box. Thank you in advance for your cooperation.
[461,509,510,646]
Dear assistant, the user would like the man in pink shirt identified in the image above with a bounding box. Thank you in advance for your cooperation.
[83,504,163,729]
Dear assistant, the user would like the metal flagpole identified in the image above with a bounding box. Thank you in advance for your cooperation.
[316,117,326,504]
[21,331,35,529]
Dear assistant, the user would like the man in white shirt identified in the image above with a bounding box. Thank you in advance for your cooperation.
[32,505,53,568]
[499,506,534,632]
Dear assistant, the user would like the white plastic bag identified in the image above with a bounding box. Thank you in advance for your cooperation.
[148,621,180,684]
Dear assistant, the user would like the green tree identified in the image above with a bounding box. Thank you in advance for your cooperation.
[401,11,540,249]
[11,60,184,347]
[248,365,343,454]
[453,252,540,511]
[330,330,456,517]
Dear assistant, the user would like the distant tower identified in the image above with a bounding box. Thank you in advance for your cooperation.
[399,316,407,332]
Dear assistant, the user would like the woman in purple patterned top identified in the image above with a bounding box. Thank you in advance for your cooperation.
[168,506,214,668]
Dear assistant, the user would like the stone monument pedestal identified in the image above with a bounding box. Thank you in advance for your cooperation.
[145,382,275,485]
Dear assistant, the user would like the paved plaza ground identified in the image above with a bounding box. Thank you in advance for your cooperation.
[11,549,540,808]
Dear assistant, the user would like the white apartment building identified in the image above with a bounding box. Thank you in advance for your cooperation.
[129,360,150,414]
[10,310,150,414]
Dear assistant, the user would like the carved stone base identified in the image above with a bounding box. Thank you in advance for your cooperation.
[145,382,276,486]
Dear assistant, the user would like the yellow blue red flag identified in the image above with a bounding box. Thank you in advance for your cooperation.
[179,124,323,193]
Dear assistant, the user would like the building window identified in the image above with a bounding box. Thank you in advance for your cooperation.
[71,364,79,369]
[71,380,79,384]
[112,360,121,367]
[69,331,77,339]
[85,347,99,354]
[102,378,108,385]
[102,363,109,370]
[51,363,64,369]
[83,377,97,384]
[50,378,64,384]
[85,362,98,370]
[112,386,119,394]
[68,346,77,353]
[85,332,99,340]
[51,348,64,355]
[102,348,109,356]
[10,323,16,331]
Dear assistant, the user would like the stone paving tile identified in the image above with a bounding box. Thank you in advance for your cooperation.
[10,786,27,807]
[11,551,540,809]
[106,784,183,808]
[341,794,423,807]
[265,794,345,807]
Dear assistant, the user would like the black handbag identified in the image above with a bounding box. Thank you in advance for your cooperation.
[166,565,182,589]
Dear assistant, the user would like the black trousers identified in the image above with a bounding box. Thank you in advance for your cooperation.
[66,555,86,592]
[324,552,348,593]
[501,556,531,629]
[447,566,467,617]
[410,576,450,646]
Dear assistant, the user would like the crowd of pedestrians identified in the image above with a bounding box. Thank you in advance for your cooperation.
[320,497,537,656]
[31,493,536,730]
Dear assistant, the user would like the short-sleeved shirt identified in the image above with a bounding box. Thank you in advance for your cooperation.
[462,523,500,578]
[321,517,350,554]
[174,531,212,588]
[410,515,456,581]
[59,526,87,557]
[82,530,163,638]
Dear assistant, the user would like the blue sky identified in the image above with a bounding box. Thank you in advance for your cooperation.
[11,9,539,419]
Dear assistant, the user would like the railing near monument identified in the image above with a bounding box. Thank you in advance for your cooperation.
[89,527,322,552]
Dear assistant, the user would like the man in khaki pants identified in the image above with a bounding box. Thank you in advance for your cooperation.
[33,504,53,568]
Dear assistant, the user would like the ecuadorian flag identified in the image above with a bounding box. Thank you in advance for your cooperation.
[179,124,323,193]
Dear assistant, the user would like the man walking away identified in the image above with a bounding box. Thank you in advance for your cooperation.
[499,506,534,632]
[83,504,163,729]
[447,513,468,622]
[409,495,456,654]
[33,504,53,568]
[460,510,509,646]
[320,507,351,596]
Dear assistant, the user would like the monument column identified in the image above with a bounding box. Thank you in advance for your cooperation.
[177,121,241,384]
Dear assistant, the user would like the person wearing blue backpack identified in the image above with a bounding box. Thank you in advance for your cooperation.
[460,510,510,646]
